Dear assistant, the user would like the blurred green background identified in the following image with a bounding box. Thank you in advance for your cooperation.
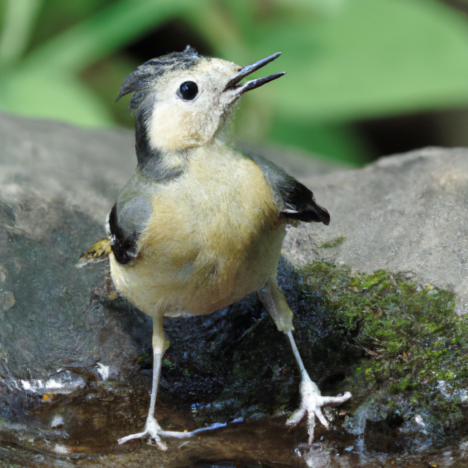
[2,0,468,165]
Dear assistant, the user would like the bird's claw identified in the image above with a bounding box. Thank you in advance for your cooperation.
[119,415,227,450]
[118,415,168,451]
[286,376,351,444]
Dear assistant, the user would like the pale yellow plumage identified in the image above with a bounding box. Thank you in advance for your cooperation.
[110,141,285,317]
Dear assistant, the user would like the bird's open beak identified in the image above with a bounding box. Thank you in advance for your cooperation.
[224,52,285,94]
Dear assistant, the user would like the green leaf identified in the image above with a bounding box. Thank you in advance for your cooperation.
[268,116,371,164]
[20,0,204,73]
[0,69,113,127]
[248,0,468,123]
[0,0,43,66]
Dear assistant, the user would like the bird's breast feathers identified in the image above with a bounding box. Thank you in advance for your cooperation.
[110,145,286,315]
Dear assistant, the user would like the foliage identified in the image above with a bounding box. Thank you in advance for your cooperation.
[1,0,468,164]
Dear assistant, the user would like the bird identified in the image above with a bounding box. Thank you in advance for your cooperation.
[85,45,351,451]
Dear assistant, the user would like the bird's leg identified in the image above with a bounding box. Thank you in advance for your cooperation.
[118,309,226,450]
[118,310,169,450]
[258,277,351,444]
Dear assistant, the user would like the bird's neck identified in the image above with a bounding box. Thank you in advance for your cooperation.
[134,111,185,181]
[135,111,235,181]
[135,111,158,169]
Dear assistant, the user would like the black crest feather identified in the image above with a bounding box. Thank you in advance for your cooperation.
[115,45,202,109]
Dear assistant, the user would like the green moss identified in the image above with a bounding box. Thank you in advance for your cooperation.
[319,236,346,248]
[301,263,468,418]
[163,357,175,369]
[137,353,150,362]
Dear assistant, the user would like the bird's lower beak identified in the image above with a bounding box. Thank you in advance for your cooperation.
[224,52,285,95]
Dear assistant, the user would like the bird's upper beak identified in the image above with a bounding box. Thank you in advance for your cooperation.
[223,52,285,95]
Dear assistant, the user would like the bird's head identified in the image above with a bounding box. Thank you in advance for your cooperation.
[117,46,284,153]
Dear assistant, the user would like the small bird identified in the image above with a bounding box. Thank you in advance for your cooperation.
[92,46,351,450]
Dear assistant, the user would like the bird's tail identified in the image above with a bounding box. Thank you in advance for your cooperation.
[77,237,111,268]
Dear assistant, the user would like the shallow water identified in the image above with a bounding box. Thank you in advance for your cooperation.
[2,378,468,468]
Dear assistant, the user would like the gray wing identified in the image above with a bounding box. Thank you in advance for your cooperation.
[107,196,152,265]
[247,152,330,225]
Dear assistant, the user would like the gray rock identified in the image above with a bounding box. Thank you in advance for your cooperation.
[1,112,468,467]
[283,148,468,314]
[0,112,144,385]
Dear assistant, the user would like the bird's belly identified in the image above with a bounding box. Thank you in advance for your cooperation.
[110,218,286,317]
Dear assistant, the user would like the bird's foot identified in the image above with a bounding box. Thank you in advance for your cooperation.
[118,415,171,451]
[118,415,227,451]
[287,376,351,444]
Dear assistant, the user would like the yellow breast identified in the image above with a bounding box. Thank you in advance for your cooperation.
[110,143,286,317]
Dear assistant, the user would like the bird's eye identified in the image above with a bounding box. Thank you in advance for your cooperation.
[178,81,198,100]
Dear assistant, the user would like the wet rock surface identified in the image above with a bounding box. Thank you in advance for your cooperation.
[1,112,468,467]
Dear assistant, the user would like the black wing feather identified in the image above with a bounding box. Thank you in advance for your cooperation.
[107,194,153,265]
[108,203,139,264]
[247,153,330,225]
